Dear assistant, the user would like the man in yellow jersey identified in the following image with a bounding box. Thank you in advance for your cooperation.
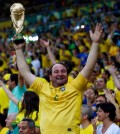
[95,77,107,95]
[0,74,11,115]
[80,105,94,134]
[14,23,103,134]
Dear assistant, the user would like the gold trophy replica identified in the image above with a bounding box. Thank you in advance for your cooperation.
[10,3,25,44]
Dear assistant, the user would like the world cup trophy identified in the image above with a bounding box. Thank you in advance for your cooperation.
[10,3,25,44]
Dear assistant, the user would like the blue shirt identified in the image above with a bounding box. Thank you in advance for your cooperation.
[8,85,27,115]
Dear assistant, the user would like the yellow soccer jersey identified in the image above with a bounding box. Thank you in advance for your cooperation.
[0,127,9,134]
[99,42,109,53]
[109,46,119,56]
[0,87,9,114]
[15,102,40,128]
[71,56,80,68]
[106,77,115,90]
[59,49,71,61]
[98,91,105,95]
[30,74,88,134]
[80,124,93,134]
[41,54,51,68]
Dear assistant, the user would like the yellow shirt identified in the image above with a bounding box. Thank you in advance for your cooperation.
[106,77,115,90]
[98,91,105,95]
[16,102,40,128]
[68,75,74,82]
[109,45,119,56]
[71,56,80,68]
[78,45,85,53]
[0,127,9,134]
[41,54,51,68]
[99,42,109,53]
[0,87,9,114]
[30,74,88,134]
[80,124,93,134]
[59,49,71,61]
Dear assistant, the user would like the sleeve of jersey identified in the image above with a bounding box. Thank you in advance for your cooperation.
[30,77,47,94]
[71,73,88,92]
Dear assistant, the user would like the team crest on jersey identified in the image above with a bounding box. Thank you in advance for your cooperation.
[60,86,65,91]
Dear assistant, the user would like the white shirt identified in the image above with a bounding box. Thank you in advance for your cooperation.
[96,123,120,134]
[31,59,40,75]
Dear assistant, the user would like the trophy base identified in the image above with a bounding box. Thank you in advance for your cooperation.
[13,34,25,45]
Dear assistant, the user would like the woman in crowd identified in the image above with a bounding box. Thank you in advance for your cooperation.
[93,102,120,134]
[0,80,40,134]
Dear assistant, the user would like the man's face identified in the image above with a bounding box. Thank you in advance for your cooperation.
[85,88,97,102]
[18,121,34,134]
[8,79,14,90]
[96,96,106,105]
[95,78,106,90]
[50,64,68,87]
[81,107,86,122]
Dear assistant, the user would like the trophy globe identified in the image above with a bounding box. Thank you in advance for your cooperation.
[10,3,25,44]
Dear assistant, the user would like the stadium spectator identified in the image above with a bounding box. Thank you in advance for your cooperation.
[0,113,9,134]
[7,73,27,115]
[18,118,36,134]
[80,105,94,134]
[93,102,120,134]
[0,81,40,134]
[5,113,18,134]
[14,23,103,133]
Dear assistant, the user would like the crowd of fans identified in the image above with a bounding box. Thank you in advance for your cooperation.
[0,0,120,134]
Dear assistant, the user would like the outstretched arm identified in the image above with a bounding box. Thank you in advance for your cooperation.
[40,39,56,65]
[107,65,120,90]
[14,42,36,86]
[81,23,103,79]
[0,80,18,105]
[18,71,25,88]
[104,89,120,121]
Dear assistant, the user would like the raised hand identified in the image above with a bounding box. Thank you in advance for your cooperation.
[104,89,116,104]
[13,34,25,50]
[107,65,117,75]
[92,116,98,129]
[40,39,49,47]
[89,23,103,43]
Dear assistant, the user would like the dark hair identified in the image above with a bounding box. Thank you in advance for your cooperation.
[0,60,3,66]
[10,74,18,85]
[89,87,98,96]
[96,94,107,102]
[21,118,35,128]
[97,77,107,84]
[97,102,116,121]
[102,77,107,84]
[103,70,111,79]
[19,91,39,121]
[0,113,6,127]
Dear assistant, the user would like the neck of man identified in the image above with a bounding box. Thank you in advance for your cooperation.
[8,126,13,131]
[81,120,91,129]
